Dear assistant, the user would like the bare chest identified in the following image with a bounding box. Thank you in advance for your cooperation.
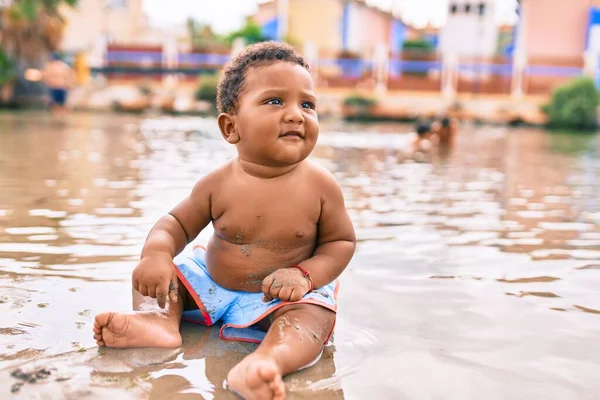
[211,180,321,248]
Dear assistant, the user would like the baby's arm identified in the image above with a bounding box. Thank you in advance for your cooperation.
[299,169,356,288]
[133,174,214,307]
[141,174,213,258]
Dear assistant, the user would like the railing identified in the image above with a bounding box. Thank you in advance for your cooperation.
[97,45,587,96]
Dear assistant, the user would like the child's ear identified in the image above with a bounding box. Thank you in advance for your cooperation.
[218,113,240,144]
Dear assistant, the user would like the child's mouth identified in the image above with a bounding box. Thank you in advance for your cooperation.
[279,131,304,139]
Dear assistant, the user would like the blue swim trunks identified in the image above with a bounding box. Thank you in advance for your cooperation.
[49,88,67,105]
[174,246,338,344]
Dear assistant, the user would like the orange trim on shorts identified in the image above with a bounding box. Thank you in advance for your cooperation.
[323,279,340,343]
[219,281,339,345]
[174,263,213,326]
[182,243,341,345]
[182,316,206,325]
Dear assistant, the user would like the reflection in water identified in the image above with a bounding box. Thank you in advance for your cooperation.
[0,112,599,399]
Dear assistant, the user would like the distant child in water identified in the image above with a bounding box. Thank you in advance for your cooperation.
[409,121,434,161]
[42,52,75,115]
[93,42,356,400]
[435,117,459,146]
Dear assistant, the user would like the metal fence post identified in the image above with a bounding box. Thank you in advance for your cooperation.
[374,43,389,95]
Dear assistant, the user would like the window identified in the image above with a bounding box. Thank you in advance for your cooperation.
[107,0,128,9]
[478,3,486,16]
[450,3,458,14]
[464,3,472,14]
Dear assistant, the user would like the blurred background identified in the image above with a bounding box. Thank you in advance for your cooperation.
[1,0,600,126]
[1,1,600,399]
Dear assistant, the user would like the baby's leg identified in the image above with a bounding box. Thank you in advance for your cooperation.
[227,304,335,400]
[93,279,187,348]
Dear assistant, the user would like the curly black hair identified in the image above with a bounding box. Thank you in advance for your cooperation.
[216,41,309,114]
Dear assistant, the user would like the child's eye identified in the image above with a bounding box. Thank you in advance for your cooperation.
[266,98,282,105]
[301,102,315,110]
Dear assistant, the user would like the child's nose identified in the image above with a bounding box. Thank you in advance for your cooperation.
[283,105,304,123]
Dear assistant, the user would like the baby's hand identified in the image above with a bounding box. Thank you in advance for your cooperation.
[132,252,178,309]
[261,267,311,302]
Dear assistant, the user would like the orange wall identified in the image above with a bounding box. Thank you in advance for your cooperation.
[288,0,343,51]
[60,0,146,51]
[345,1,395,54]
[360,6,392,53]
[252,0,396,54]
[523,0,590,60]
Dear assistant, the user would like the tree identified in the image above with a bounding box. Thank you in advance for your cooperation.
[224,20,267,46]
[0,48,16,104]
[187,18,221,49]
[0,0,79,104]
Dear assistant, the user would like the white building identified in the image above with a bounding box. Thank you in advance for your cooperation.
[439,0,498,58]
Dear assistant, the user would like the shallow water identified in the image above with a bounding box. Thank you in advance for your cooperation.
[0,111,599,399]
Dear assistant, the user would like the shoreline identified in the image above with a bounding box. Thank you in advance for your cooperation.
[1,86,553,128]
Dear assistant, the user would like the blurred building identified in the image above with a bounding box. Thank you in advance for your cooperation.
[512,0,600,92]
[439,0,498,57]
[59,0,190,72]
[253,0,407,55]
[497,24,515,56]
[410,24,440,49]
[520,0,591,61]
[59,0,148,52]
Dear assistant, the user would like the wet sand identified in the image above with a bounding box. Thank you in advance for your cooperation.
[0,112,599,399]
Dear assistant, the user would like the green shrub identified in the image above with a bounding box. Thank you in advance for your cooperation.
[543,77,599,130]
[343,94,376,108]
[402,39,434,53]
[401,39,435,76]
[343,94,377,121]
[0,49,16,87]
[195,74,219,105]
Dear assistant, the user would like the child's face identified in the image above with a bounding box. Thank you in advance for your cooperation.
[231,61,319,167]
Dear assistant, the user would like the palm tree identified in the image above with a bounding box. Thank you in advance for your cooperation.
[186,18,225,50]
[0,48,16,103]
[0,0,79,104]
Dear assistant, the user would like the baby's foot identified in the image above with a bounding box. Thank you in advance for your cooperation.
[93,311,182,348]
[226,353,285,400]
